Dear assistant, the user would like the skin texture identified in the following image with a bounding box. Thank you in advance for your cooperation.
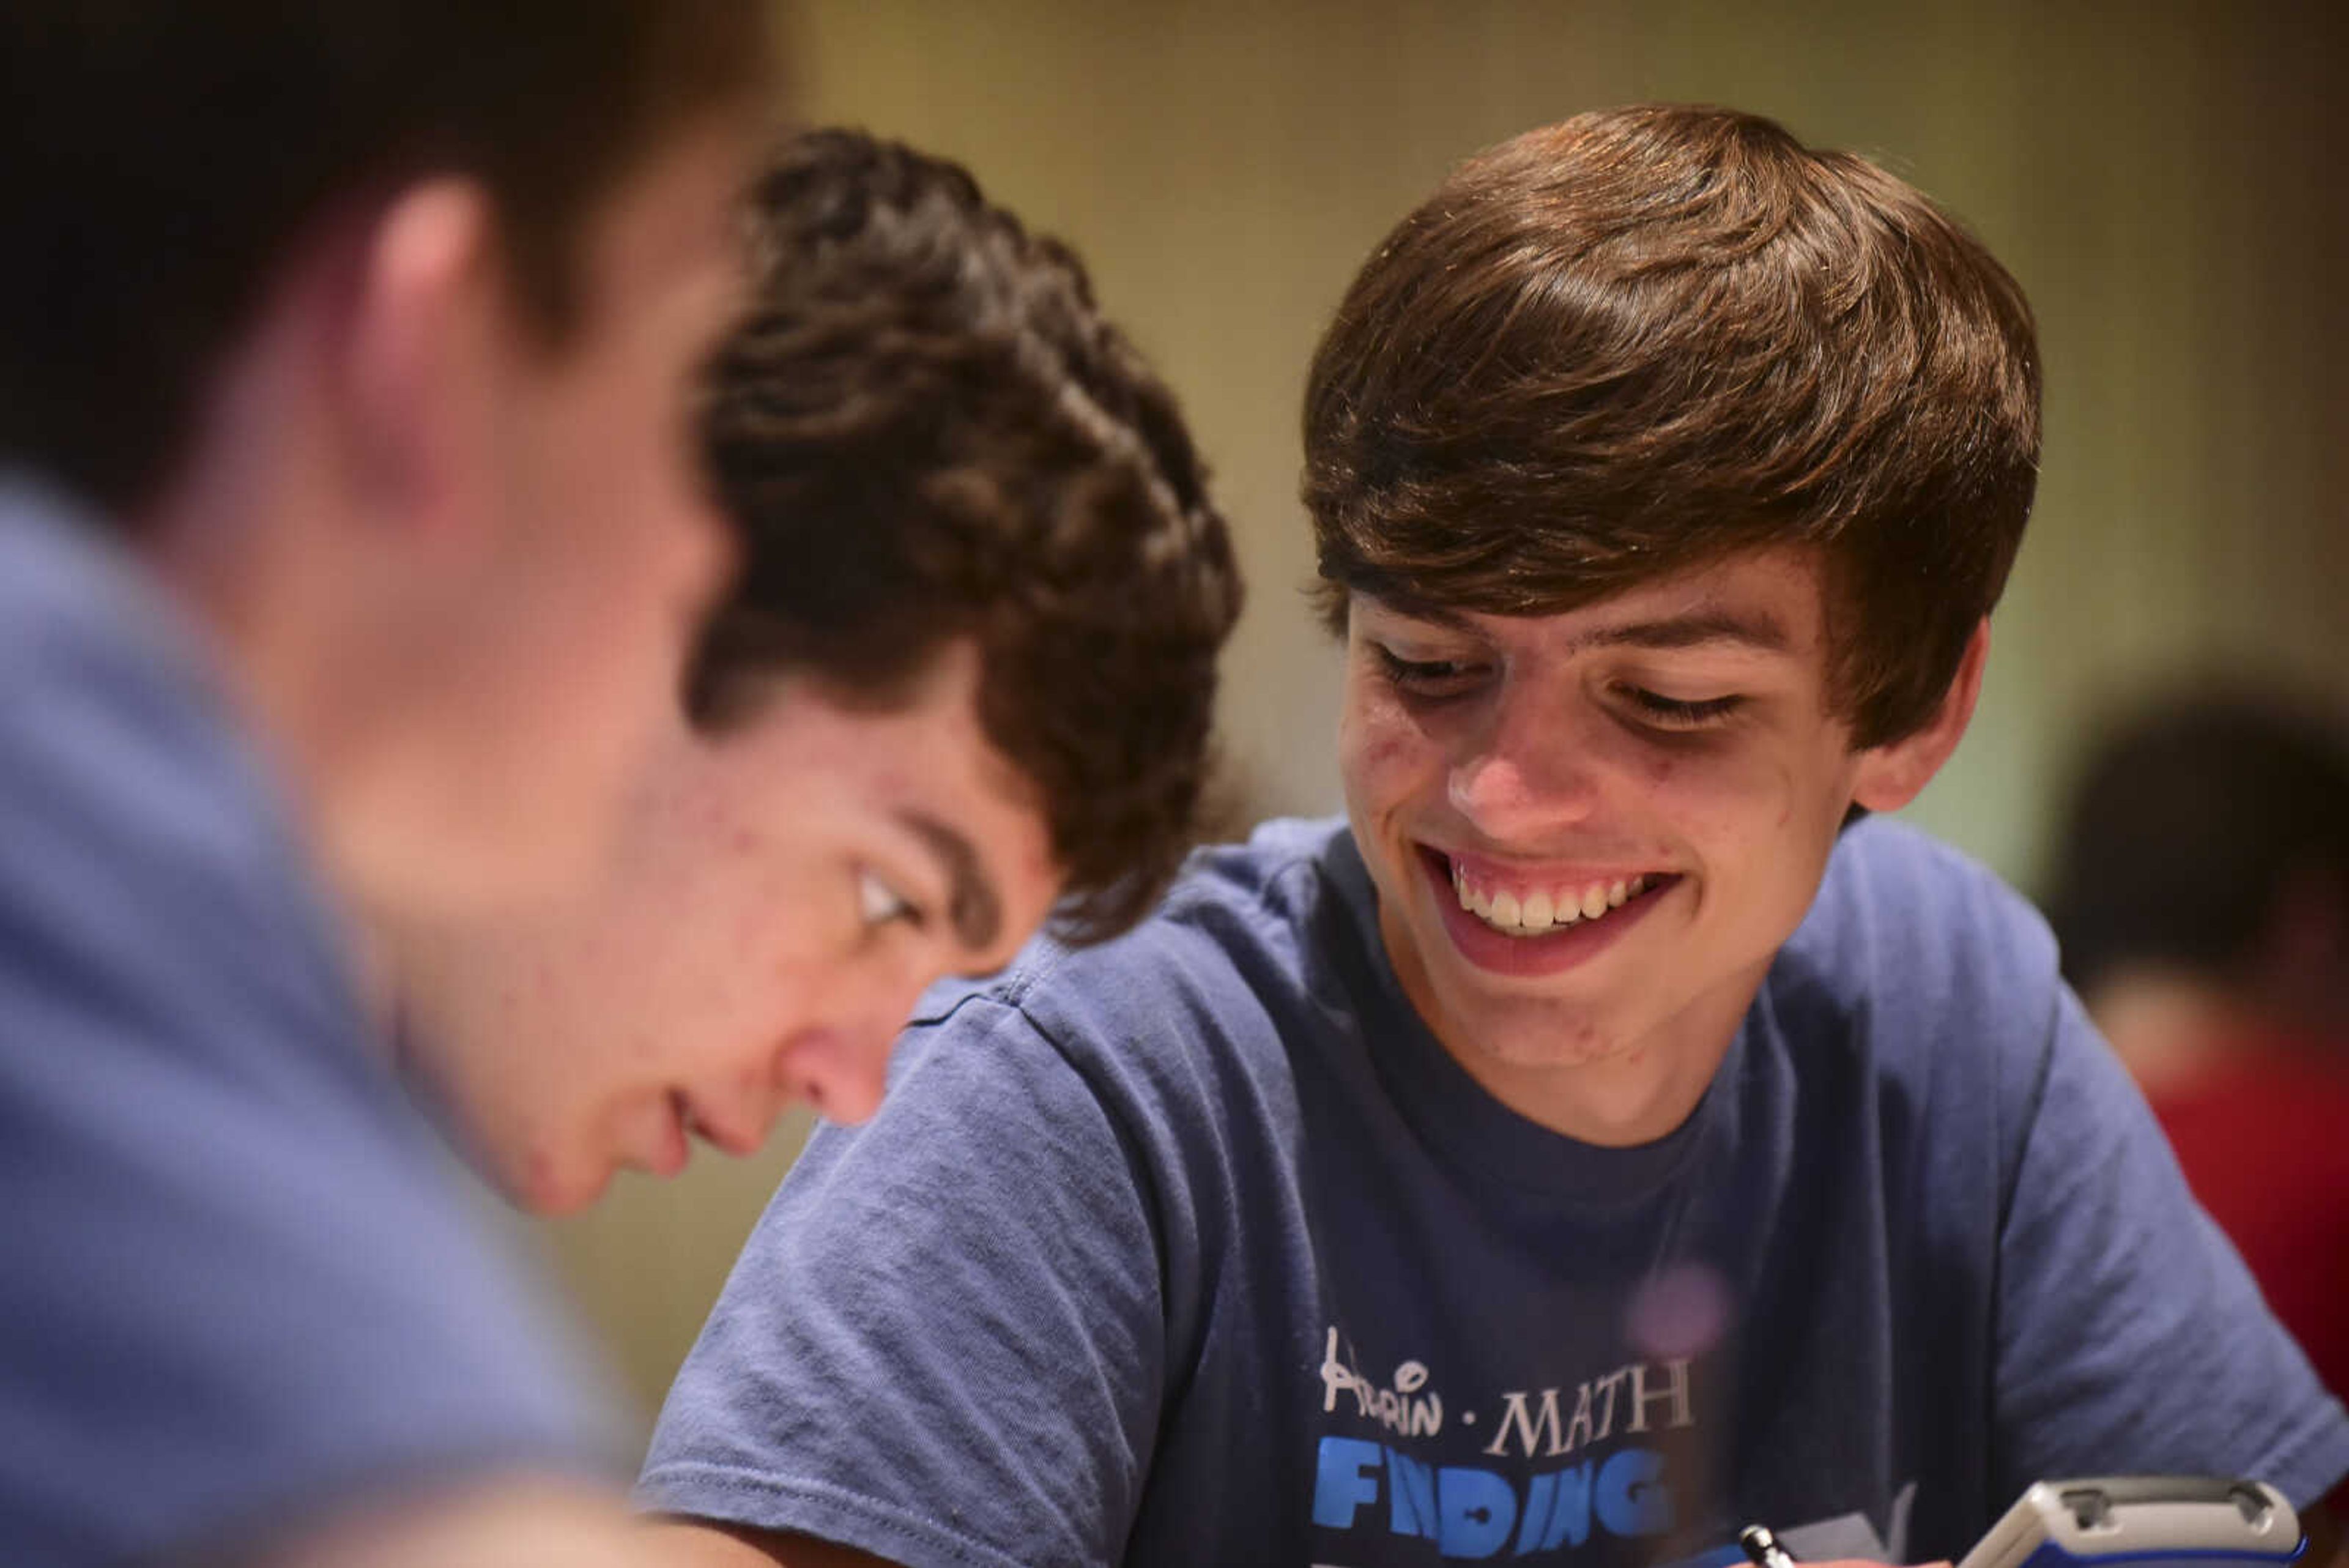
[1338,549,1980,1145]
[392,641,1063,1214]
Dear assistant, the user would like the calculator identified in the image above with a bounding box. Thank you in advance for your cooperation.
[1956,1477,2303,1568]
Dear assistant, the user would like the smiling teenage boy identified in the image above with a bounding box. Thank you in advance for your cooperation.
[387,128,1241,1213]
[640,108,2349,1568]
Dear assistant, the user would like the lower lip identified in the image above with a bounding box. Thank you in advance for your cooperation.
[1420,847,1676,978]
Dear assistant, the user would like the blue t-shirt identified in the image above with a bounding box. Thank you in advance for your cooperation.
[0,480,618,1567]
[642,816,2349,1568]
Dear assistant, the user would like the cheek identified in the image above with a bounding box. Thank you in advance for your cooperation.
[1338,694,1434,803]
[1630,737,1842,891]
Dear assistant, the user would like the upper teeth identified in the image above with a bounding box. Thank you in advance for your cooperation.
[1452,862,1649,937]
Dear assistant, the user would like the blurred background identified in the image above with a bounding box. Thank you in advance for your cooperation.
[530,0,2349,1430]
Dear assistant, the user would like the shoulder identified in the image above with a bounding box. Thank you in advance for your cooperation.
[913,815,1360,1045]
[1761,818,2071,1164]
[0,481,313,944]
[889,817,1367,1154]
[1776,816,2061,1031]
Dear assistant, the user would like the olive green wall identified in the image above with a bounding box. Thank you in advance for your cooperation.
[540,0,2348,1428]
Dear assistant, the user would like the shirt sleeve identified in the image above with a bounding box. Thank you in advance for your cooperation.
[0,574,618,1566]
[1992,985,2349,1509]
[639,994,1167,1568]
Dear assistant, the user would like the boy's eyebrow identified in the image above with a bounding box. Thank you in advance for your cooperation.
[898,810,1003,950]
[1354,598,1480,634]
[1575,609,1793,654]
[1362,597,1793,654]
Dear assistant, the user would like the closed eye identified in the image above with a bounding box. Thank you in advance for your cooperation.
[856,868,925,930]
[1617,686,1746,729]
[1370,644,1490,700]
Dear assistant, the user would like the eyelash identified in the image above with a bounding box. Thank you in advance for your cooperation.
[1371,645,1487,699]
[857,869,927,931]
[1373,645,1746,731]
[1616,686,1746,729]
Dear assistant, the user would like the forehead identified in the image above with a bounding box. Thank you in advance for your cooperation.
[1353,548,1831,655]
[708,644,1061,920]
[727,646,1032,810]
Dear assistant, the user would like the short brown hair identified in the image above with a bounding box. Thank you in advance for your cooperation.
[686,130,1244,942]
[1304,105,2040,747]
[0,2,773,519]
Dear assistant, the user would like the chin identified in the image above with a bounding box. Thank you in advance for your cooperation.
[488,1138,609,1217]
[1471,1008,1632,1071]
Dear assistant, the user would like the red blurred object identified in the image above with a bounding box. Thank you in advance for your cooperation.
[2145,1030,2349,1413]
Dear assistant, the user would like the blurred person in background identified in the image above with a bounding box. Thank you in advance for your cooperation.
[0,5,774,1564]
[2044,688,2349,1403]
[386,127,1242,1216]
[637,106,2348,1568]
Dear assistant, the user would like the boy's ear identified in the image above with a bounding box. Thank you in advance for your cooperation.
[1851,617,1990,812]
[338,177,503,541]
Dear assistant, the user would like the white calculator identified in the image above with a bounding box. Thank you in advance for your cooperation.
[1957,1477,2304,1568]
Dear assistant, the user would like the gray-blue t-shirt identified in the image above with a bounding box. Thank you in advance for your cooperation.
[642,816,2349,1568]
[0,481,618,1567]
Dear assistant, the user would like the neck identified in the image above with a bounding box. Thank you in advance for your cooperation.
[1462,1031,1735,1148]
[132,292,383,920]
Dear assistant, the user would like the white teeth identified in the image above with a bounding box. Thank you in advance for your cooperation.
[1450,855,1663,938]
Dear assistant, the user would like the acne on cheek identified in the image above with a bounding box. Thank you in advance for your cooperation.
[1342,718,1418,776]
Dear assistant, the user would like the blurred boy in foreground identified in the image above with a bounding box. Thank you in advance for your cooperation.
[1,7,771,1562]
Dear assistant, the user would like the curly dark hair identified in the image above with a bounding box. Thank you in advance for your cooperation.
[1304,105,2041,748]
[685,128,1244,942]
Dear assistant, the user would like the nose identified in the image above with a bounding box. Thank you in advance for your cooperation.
[773,1021,897,1126]
[1446,681,1604,836]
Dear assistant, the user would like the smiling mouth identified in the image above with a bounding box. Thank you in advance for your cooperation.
[1430,848,1678,939]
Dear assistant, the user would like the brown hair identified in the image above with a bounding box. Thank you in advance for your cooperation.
[1304,105,2041,747]
[686,130,1244,942]
[0,2,773,519]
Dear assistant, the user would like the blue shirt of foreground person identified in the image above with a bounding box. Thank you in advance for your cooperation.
[639,108,2349,1568]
